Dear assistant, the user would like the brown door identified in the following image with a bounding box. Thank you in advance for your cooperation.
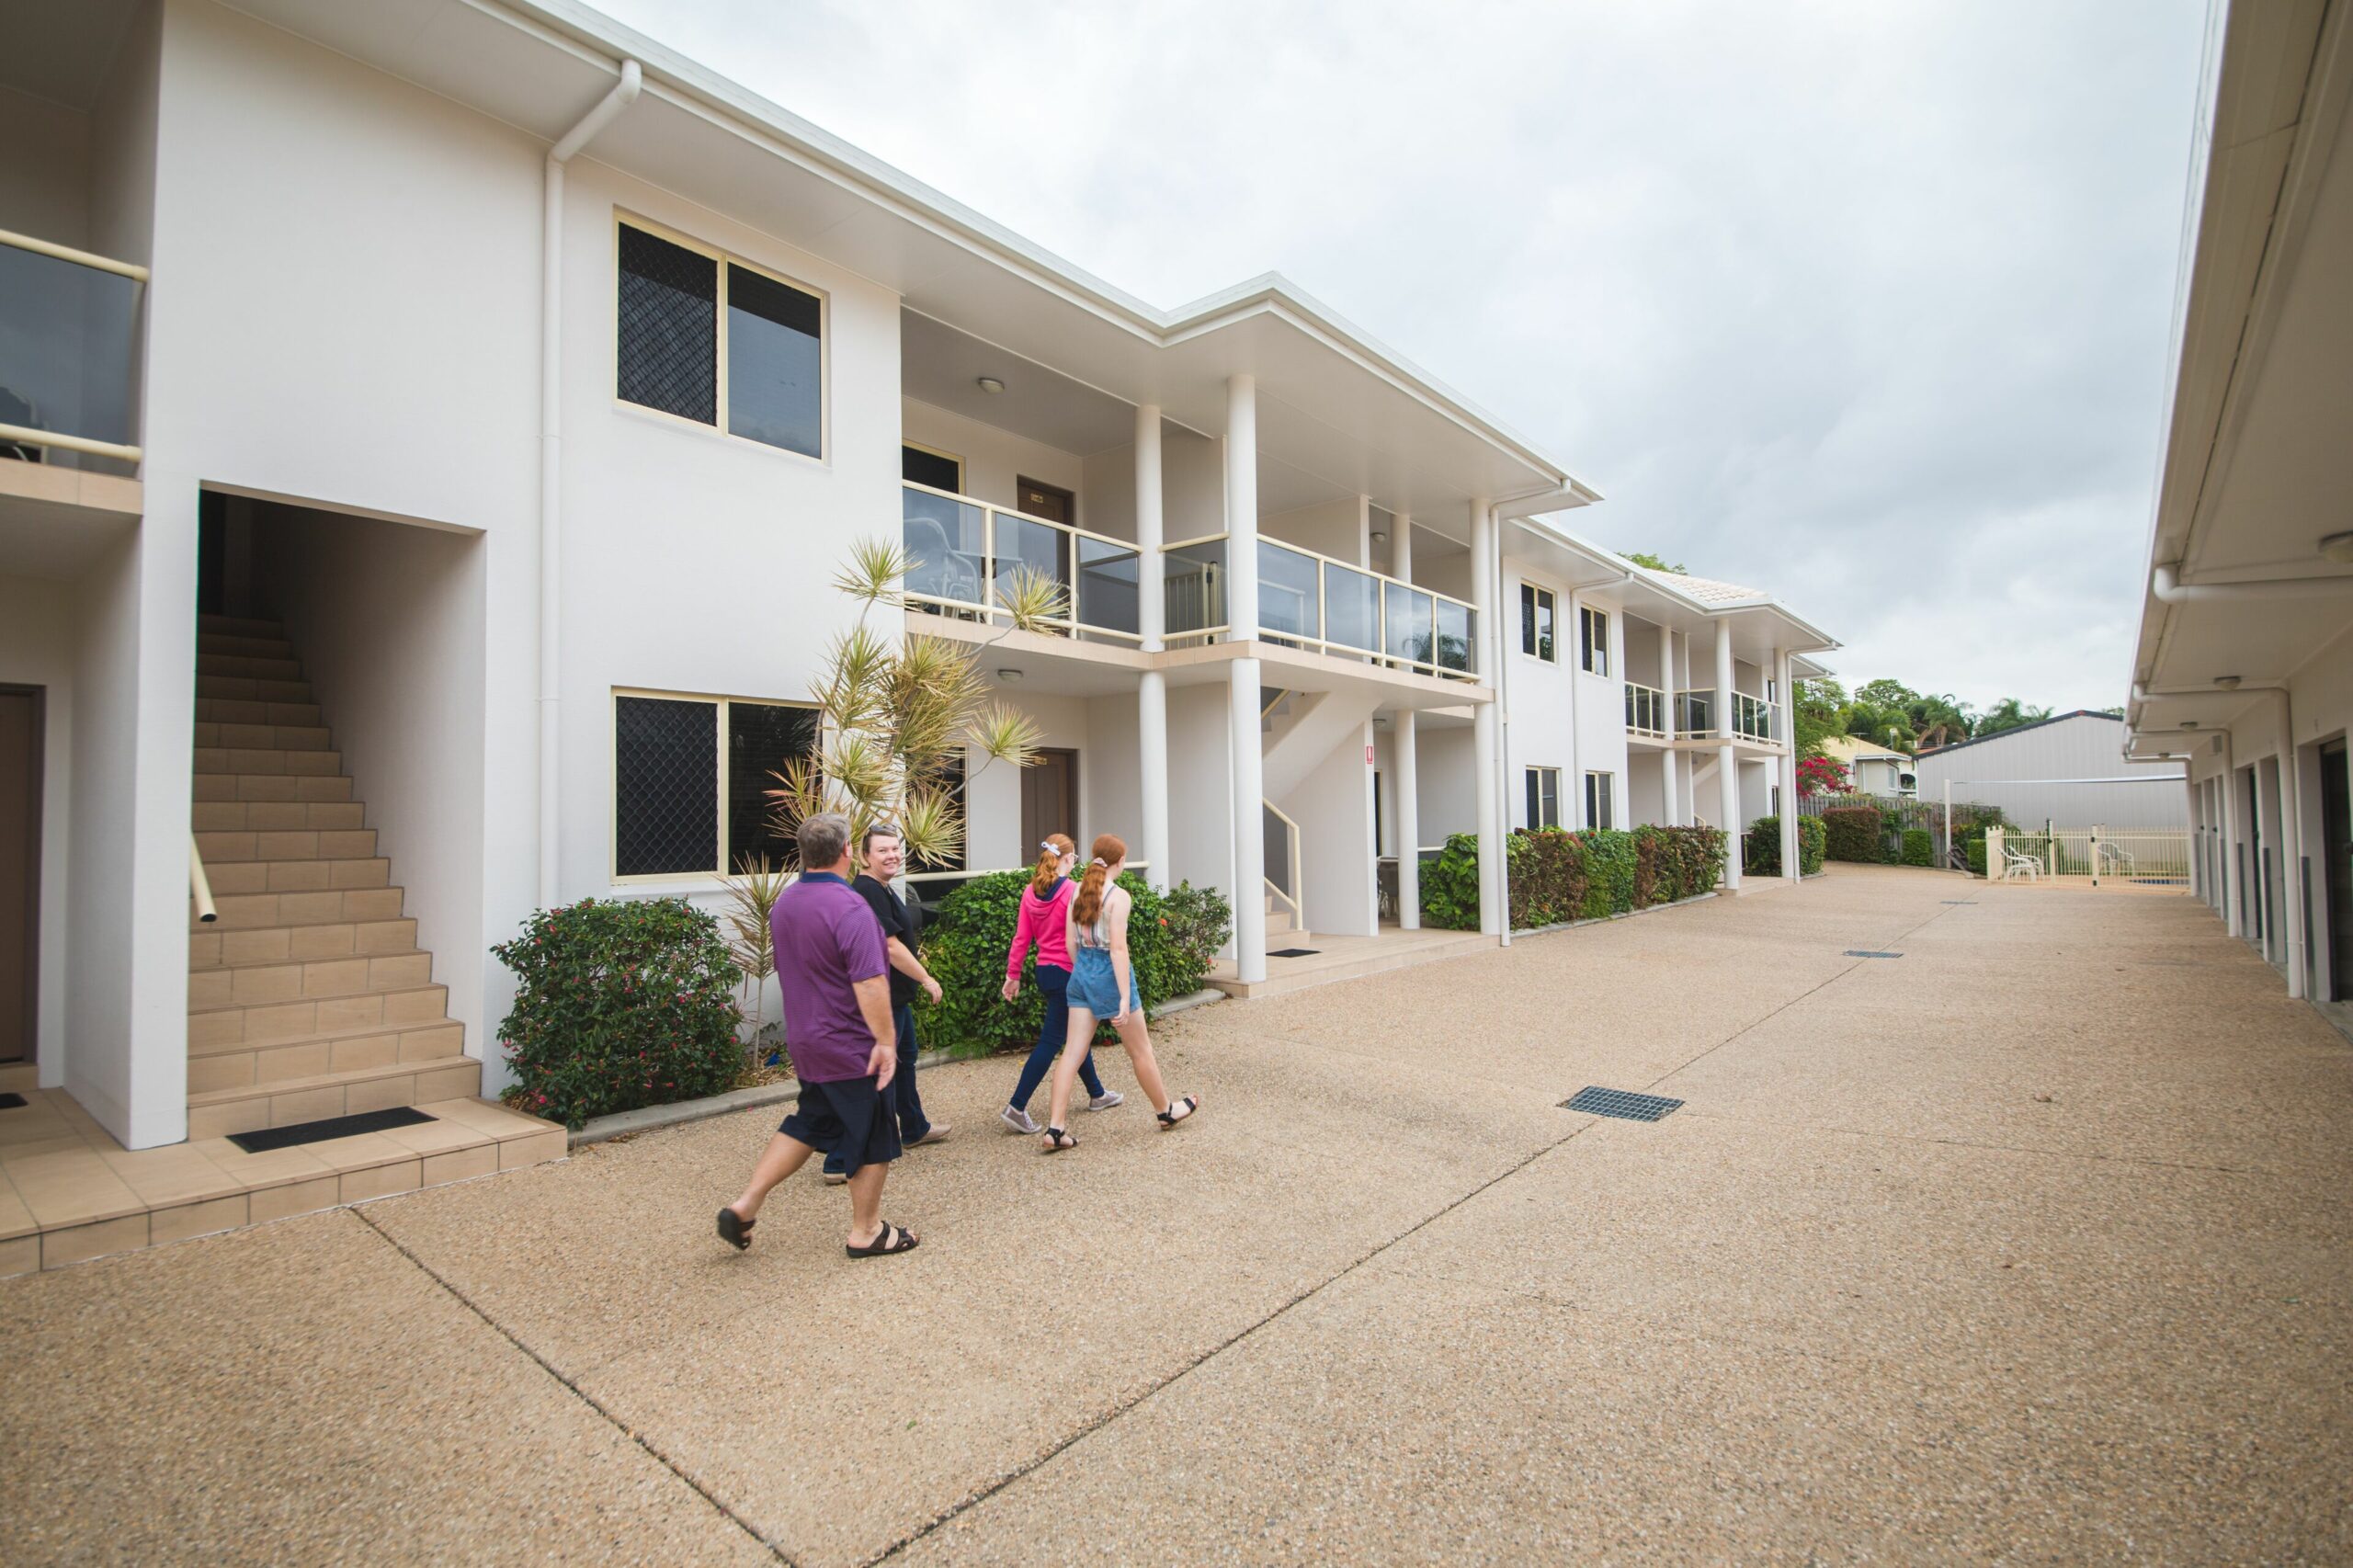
[0,688,39,1062]
[2324,740,2351,1001]
[1015,477,1074,524]
[1022,748,1079,857]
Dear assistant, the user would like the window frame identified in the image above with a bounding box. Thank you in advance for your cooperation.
[1579,605,1611,677]
[1584,769,1616,831]
[1524,765,1563,831]
[609,687,821,885]
[901,440,965,494]
[611,211,831,465]
[1519,581,1558,664]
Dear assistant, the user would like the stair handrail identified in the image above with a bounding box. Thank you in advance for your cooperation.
[189,835,219,924]
[1262,798,1304,926]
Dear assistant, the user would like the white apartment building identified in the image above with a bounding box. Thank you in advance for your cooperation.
[2124,0,2353,1018]
[0,0,1836,1170]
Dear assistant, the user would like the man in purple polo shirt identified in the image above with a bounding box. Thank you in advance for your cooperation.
[717,812,919,1258]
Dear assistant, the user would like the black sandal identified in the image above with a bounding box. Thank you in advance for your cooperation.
[1156,1096,1199,1130]
[1040,1126,1078,1153]
[716,1207,756,1251]
[846,1221,920,1258]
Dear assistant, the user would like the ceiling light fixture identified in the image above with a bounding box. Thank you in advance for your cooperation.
[2322,530,2353,563]
[977,376,1006,394]
[1370,529,1388,543]
[2214,675,2242,690]
[2180,720,2199,729]
[995,667,1023,683]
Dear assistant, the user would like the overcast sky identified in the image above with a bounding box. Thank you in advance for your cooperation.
[599,0,2209,712]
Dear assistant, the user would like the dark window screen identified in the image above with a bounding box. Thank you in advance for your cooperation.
[921,755,968,872]
[903,445,961,492]
[727,263,822,456]
[727,701,819,871]
[615,696,718,876]
[618,225,717,424]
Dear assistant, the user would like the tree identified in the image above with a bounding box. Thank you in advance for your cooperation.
[1975,698,2054,738]
[764,539,1051,870]
[1623,550,1687,574]
[1792,676,1847,759]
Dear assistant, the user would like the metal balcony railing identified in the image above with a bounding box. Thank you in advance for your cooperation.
[1163,531,1479,679]
[901,482,1142,642]
[0,228,146,472]
[1625,681,1668,739]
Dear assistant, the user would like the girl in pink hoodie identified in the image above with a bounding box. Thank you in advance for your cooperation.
[999,835,1120,1132]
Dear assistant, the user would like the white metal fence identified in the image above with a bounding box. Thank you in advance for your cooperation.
[1984,825,2190,887]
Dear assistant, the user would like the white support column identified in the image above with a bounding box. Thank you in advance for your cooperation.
[1224,376,1266,983]
[1779,651,1799,881]
[1392,515,1419,930]
[2221,731,2242,937]
[2274,690,2307,999]
[1715,619,1740,889]
[1661,630,1680,825]
[2184,773,2200,904]
[1471,498,1505,936]
[1135,403,1169,889]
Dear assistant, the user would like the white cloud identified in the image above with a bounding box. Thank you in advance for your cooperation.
[597,0,2206,710]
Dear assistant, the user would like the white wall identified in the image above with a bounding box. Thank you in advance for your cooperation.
[1417,725,1478,846]
[1165,683,1233,908]
[1290,720,1376,937]
[1914,715,2186,829]
[0,87,90,245]
[902,400,1088,523]
[1263,497,1366,563]
[0,574,78,1079]
[252,504,489,1072]
[1086,695,1142,860]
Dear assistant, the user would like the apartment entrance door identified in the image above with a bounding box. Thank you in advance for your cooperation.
[0,687,40,1062]
[2323,739,2351,1002]
[1016,478,1074,525]
[1023,748,1079,858]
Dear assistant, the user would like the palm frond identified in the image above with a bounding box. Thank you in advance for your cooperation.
[834,536,910,608]
[896,784,965,871]
[995,566,1069,633]
[969,699,1045,769]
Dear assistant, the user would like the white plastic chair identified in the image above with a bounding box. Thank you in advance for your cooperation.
[2003,847,2040,881]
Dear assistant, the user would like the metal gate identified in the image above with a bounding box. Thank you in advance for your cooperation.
[1985,825,2189,888]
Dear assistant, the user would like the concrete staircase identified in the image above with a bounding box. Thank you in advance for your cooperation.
[186,615,480,1141]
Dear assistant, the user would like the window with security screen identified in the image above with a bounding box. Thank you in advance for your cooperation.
[616,690,819,879]
[727,700,821,871]
[616,218,825,456]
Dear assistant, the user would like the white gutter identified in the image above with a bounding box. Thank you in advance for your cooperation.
[2151,562,2353,603]
[540,59,642,909]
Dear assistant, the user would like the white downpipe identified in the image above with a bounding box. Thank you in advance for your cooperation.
[1392,515,1419,931]
[2221,728,2241,937]
[1470,499,1504,938]
[1779,650,1799,881]
[1224,377,1265,983]
[2269,687,2307,1000]
[540,59,642,911]
[1489,500,1512,946]
[1714,620,1739,889]
[1135,403,1169,889]
[1661,630,1680,826]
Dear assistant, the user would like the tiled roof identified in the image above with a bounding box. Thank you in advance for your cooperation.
[1640,568,1768,605]
[1820,734,1914,764]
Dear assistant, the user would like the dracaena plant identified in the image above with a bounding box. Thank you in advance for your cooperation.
[764,538,1057,870]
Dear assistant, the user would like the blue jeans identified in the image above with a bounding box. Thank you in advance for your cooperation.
[826,1002,927,1175]
[1008,964,1105,1113]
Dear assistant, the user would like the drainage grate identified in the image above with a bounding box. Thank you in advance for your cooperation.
[1561,1086,1684,1121]
[0,1092,25,1110]
[229,1105,435,1153]
[1267,948,1321,959]
[1939,900,1977,905]
[1843,949,1903,959]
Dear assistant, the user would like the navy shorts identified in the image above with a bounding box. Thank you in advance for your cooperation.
[779,1075,903,1177]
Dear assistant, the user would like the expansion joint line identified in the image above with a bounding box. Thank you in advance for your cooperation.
[351,1205,797,1567]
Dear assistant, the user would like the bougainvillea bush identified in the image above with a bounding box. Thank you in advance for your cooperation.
[915,871,1230,1056]
[494,897,745,1129]
[1796,755,1853,797]
[1423,826,1726,931]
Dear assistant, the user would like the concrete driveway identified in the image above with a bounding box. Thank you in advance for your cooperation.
[4,866,2347,1563]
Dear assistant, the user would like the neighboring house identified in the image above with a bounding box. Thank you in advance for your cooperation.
[1912,713,2185,831]
[2121,0,2353,1012]
[0,0,1838,1186]
[1818,734,1915,798]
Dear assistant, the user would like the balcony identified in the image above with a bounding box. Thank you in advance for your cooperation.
[0,229,145,474]
[1672,689,1782,744]
[1625,681,1669,740]
[1164,533,1479,679]
[901,482,1142,644]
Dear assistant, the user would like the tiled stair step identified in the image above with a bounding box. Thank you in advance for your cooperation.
[193,827,377,863]
[192,722,332,752]
[188,949,433,1009]
[195,886,405,934]
[193,772,354,804]
[190,916,416,970]
[191,746,342,778]
[186,983,449,1051]
[186,1057,486,1141]
[197,632,296,660]
[196,653,305,682]
[198,858,391,897]
[194,697,322,726]
[197,613,286,638]
[191,799,365,833]
[188,1018,465,1085]
[195,675,313,703]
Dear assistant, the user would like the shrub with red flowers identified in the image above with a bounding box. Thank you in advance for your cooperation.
[1796,755,1853,797]
[493,897,744,1129]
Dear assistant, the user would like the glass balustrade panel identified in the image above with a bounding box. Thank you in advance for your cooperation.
[1256,540,1320,643]
[1165,539,1228,636]
[1434,598,1474,675]
[1384,583,1434,667]
[1324,562,1381,656]
[993,513,1072,620]
[0,244,142,473]
[1676,689,1715,735]
[902,486,987,609]
[1074,536,1141,637]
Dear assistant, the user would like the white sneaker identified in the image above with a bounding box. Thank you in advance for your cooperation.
[1086,1090,1125,1111]
[1000,1104,1040,1135]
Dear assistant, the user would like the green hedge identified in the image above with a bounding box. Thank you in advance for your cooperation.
[1966,839,1987,874]
[1422,826,1726,931]
[494,898,745,1130]
[914,872,1231,1055]
[1746,815,1832,878]
[1901,827,1935,867]
[1821,805,1885,863]
[1799,815,1826,875]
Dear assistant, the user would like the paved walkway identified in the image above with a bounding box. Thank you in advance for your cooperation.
[4,867,2347,1563]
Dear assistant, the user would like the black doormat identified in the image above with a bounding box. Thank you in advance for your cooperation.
[1843,949,1904,959]
[1267,948,1321,959]
[1561,1086,1684,1122]
[228,1105,434,1153]
[0,1092,25,1110]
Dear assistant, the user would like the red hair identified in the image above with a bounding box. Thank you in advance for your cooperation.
[1030,833,1075,897]
[1072,833,1126,927]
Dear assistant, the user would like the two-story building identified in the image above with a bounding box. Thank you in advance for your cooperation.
[0,0,1835,1268]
